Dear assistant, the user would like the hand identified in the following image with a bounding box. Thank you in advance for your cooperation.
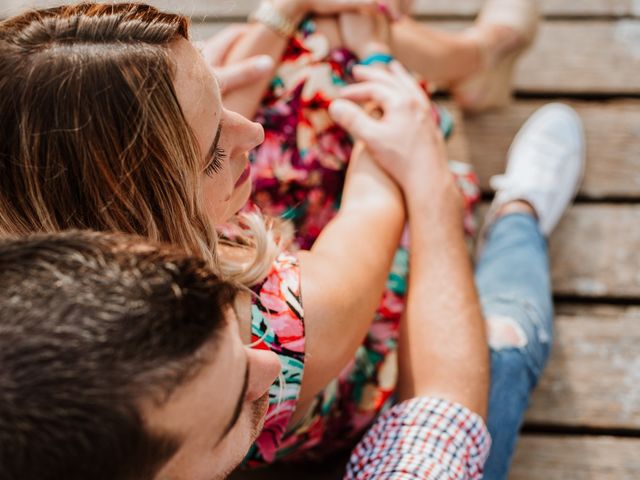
[329,62,449,194]
[197,25,275,95]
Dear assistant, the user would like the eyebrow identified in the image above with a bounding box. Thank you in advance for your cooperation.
[205,120,223,166]
[220,354,250,440]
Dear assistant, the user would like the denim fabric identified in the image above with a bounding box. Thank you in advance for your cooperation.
[475,213,554,479]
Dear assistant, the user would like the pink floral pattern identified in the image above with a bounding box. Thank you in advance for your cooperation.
[244,252,305,466]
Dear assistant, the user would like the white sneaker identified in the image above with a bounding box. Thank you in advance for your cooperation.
[486,103,586,236]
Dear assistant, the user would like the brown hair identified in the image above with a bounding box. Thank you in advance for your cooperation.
[0,2,277,285]
[0,230,238,480]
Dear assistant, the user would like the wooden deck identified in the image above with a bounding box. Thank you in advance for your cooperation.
[3,1,639,478]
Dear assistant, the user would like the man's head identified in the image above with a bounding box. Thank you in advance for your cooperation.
[0,231,280,480]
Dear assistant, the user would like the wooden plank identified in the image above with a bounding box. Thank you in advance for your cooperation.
[515,20,640,94]
[525,304,640,429]
[412,0,640,18]
[450,99,640,200]
[512,435,640,480]
[4,0,636,19]
[190,20,640,95]
[546,204,640,299]
[432,20,640,94]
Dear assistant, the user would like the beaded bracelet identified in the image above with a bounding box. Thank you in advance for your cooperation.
[359,53,394,66]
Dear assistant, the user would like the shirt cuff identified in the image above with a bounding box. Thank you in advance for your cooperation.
[344,397,491,480]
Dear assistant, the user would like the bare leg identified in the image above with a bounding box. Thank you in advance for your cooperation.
[391,17,484,86]
[392,17,527,86]
[391,0,539,111]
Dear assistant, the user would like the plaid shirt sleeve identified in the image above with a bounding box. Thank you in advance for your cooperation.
[344,397,491,480]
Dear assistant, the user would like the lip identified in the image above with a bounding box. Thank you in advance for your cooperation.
[234,163,251,188]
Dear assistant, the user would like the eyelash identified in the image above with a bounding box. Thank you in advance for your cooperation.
[204,146,227,177]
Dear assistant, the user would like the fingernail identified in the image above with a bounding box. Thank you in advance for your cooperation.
[254,55,274,72]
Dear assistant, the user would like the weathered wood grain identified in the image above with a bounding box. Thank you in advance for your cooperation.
[512,435,640,480]
[526,304,640,429]
[4,0,636,19]
[446,99,640,199]
[546,204,640,298]
[413,0,640,18]
[515,20,640,94]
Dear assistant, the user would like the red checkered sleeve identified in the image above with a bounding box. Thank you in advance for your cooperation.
[344,397,491,480]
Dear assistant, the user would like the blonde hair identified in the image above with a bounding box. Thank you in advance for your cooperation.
[0,2,278,286]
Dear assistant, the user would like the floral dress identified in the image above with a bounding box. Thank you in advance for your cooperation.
[244,252,306,466]
[244,18,481,465]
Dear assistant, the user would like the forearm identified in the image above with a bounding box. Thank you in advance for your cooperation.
[223,0,303,118]
[398,172,489,420]
[328,54,490,416]
[297,144,405,403]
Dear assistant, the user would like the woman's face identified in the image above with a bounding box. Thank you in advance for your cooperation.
[170,39,264,225]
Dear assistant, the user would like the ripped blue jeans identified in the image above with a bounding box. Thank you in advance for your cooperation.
[475,213,553,479]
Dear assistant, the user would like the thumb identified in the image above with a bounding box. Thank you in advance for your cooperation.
[200,24,250,67]
[217,56,274,95]
[329,99,378,143]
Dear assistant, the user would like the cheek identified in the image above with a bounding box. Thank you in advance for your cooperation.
[201,172,235,224]
[229,178,252,215]
[212,407,257,472]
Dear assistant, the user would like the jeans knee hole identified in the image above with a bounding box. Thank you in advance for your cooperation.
[486,315,528,350]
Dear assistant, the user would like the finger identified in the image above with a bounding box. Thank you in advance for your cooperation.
[389,60,431,106]
[389,61,425,96]
[217,56,275,95]
[388,61,417,89]
[200,24,250,66]
[329,99,380,143]
[352,64,397,87]
[339,82,396,107]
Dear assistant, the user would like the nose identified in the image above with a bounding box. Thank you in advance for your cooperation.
[225,109,264,157]
[244,347,281,402]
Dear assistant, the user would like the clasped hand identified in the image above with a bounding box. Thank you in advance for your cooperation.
[330,62,451,198]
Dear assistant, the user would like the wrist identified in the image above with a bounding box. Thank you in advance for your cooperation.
[271,0,306,25]
[406,170,464,220]
[358,45,392,62]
